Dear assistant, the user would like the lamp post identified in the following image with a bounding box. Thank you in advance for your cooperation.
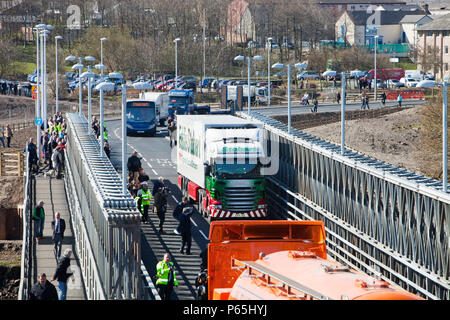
[95,81,115,156]
[272,62,305,134]
[341,72,347,155]
[174,38,181,88]
[374,35,379,101]
[83,56,96,126]
[55,36,63,114]
[34,24,46,160]
[267,37,272,106]
[234,55,264,114]
[443,81,448,192]
[100,37,107,79]
[66,56,84,115]
[41,25,53,130]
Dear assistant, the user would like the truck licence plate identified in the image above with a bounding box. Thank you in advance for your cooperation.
[233,213,246,217]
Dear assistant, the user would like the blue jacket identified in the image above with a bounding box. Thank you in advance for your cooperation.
[178,207,194,234]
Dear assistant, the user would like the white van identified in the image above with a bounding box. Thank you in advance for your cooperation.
[139,91,169,126]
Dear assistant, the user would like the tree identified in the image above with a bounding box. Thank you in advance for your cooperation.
[0,38,18,77]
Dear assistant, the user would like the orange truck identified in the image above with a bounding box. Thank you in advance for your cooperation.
[207,220,423,300]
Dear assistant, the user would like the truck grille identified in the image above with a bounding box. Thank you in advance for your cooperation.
[223,186,257,212]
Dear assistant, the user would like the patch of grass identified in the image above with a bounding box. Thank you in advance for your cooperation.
[0,256,21,268]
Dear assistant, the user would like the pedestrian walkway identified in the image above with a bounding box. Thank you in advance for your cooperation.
[32,176,86,300]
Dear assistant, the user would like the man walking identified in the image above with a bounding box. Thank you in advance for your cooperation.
[177,207,194,255]
[156,253,178,300]
[51,212,66,260]
[173,196,189,223]
[152,176,165,196]
[5,124,12,148]
[33,201,45,242]
[52,146,63,179]
[29,273,58,300]
[127,151,141,184]
[154,186,169,234]
[27,138,38,173]
[52,249,74,300]
[397,93,403,108]
[381,91,387,106]
[136,182,151,223]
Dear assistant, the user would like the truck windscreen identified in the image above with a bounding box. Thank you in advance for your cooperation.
[126,101,155,122]
[170,96,188,105]
[214,163,258,178]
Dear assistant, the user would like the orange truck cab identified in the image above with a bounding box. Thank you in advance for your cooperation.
[207,220,424,300]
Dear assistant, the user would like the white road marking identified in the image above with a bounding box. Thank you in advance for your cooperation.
[114,122,208,240]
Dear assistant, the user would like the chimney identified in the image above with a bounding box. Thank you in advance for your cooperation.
[422,4,431,15]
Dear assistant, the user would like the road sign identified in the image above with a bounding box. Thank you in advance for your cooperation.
[390,58,399,63]
[35,117,43,126]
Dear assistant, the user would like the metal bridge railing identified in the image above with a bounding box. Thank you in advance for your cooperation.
[239,111,450,300]
[65,113,141,299]
[18,152,32,300]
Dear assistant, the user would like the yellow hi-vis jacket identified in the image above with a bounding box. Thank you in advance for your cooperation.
[156,261,178,286]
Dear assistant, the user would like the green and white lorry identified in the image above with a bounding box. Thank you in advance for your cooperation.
[177,115,268,220]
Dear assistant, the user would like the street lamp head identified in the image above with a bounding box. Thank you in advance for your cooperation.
[100,37,108,41]
[65,55,76,62]
[80,71,95,79]
[252,55,264,61]
[55,36,63,40]
[95,64,107,70]
[267,37,273,42]
[35,24,46,30]
[294,62,307,69]
[95,82,115,92]
[108,72,123,79]
[271,62,284,69]
[84,56,96,62]
[174,37,181,43]
[72,63,84,70]
[45,25,54,30]
[234,55,245,61]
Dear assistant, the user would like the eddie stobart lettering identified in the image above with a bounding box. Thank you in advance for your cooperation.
[178,125,200,158]
[182,304,268,317]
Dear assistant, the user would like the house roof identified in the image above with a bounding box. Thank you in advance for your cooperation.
[400,14,431,23]
[341,10,425,25]
[417,13,450,31]
[318,0,405,4]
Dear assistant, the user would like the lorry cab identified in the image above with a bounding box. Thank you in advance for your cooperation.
[168,89,194,115]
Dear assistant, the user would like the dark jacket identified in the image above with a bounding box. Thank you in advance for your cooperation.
[27,142,38,162]
[152,180,165,196]
[178,207,194,234]
[51,218,66,240]
[29,280,58,300]
[173,201,188,221]
[127,155,141,172]
[154,189,168,212]
[53,256,73,283]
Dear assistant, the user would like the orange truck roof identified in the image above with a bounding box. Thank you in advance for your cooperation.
[207,220,327,300]
[227,251,423,300]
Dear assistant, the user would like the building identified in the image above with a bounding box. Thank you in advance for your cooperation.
[417,13,450,80]
[318,0,406,12]
[336,10,426,45]
[399,14,433,51]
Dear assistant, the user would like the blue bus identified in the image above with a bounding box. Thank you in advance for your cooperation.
[126,99,157,136]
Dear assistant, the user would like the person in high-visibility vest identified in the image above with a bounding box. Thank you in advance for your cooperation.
[136,181,152,223]
[156,253,178,300]
[103,123,108,140]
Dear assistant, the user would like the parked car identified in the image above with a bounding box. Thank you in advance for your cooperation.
[200,77,216,88]
[297,71,319,80]
[248,41,263,48]
[281,42,295,50]
[400,77,419,88]
[387,79,404,88]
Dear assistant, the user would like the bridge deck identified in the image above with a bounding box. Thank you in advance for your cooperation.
[33,176,86,300]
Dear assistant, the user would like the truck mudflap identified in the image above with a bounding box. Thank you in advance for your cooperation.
[210,208,267,218]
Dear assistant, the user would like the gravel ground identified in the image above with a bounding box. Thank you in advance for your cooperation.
[303,106,425,176]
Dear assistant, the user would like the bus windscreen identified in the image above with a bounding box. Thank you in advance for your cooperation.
[126,101,155,122]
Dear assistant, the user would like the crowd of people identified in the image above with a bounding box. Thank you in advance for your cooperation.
[91,116,112,157]
[0,80,32,97]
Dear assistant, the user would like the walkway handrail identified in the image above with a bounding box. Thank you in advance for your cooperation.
[18,151,32,300]
[65,112,141,299]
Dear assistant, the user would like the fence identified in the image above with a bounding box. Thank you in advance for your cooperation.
[239,111,450,300]
[0,151,24,176]
[65,112,142,299]
[18,152,33,300]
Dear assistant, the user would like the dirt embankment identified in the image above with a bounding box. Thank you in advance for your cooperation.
[301,106,425,176]
[0,241,22,300]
